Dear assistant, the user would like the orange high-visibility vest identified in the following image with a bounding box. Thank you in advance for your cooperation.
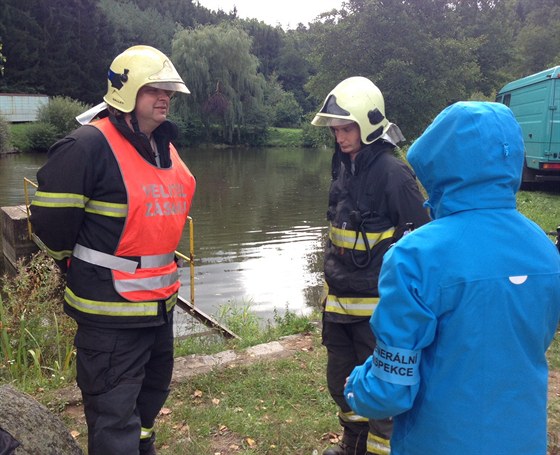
[91,118,196,302]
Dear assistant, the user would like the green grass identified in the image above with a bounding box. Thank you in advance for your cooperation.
[517,187,560,234]
[173,304,318,358]
[62,331,336,455]
[1,166,559,454]
[264,127,303,147]
[162,334,334,454]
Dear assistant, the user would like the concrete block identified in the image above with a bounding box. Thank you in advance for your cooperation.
[1,205,39,270]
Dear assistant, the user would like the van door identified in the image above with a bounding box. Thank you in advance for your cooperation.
[549,78,560,160]
[510,81,549,171]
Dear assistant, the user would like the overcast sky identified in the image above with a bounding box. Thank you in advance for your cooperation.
[196,0,344,29]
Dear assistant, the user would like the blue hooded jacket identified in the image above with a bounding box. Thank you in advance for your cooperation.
[344,102,560,454]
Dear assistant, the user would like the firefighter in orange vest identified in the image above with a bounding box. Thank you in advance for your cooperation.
[30,45,196,455]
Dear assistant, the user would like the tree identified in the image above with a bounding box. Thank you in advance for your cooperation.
[305,0,488,140]
[172,23,266,144]
[239,19,284,78]
[0,41,6,76]
[511,0,560,74]
[98,0,176,55]
[0,0,117,102]
[0,0,43,93]
[277,29,316,113]
[264,73,303,127]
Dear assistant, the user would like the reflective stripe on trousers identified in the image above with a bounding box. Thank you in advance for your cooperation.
[339,409,368,423]
[368,433,391,455]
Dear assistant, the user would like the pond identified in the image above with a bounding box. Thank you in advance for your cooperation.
[0,146,333,325]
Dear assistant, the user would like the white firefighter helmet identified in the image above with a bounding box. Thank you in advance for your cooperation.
[311,76,389,144]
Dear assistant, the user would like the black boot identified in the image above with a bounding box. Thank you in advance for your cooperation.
[139,433,157,455]
[323,440,367,455]
[323,442,351,455]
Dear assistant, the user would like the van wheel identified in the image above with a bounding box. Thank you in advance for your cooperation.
[520,162,537,191]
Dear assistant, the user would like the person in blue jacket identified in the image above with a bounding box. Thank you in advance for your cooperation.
[344,101,560,454]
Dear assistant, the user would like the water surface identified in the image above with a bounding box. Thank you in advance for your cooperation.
[0,146,332,324]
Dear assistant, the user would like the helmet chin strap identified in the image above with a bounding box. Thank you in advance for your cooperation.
[129,110,144,136]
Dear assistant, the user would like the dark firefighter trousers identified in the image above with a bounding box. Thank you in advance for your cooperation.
[322,318,392,454]
[74,314,174,455]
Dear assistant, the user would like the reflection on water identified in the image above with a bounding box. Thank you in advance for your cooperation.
[177,146,332,322]
[0,146,333,322]
[0,153,43,206]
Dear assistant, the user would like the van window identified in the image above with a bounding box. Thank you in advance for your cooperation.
[502,93,511,106]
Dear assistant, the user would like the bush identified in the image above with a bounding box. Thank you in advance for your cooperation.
[0,115,11,154]
[168,113,205,147]
[24,122,58,153]
[37,96,90,138]
[301,112,332,148]
[0,251,75,388]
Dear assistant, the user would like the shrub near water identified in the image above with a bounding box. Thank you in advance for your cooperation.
[0,251,75,390]
[37,96,90,139]
[19,96,92,153]
[0,116,12,154]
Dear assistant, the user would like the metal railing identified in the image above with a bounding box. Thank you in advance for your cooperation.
[23,177,237,338]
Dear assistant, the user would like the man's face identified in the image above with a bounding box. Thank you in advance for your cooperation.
[134,85,174,134]
[331,122,362,160]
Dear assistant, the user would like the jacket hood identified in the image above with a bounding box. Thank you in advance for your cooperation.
[407,101,524,219]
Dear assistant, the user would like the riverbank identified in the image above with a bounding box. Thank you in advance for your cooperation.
[8,122,310,153]
[45,330,334,455]
[38,328,560,455]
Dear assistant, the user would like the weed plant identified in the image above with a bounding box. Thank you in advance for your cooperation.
[174,303,317,357]
[0,115,11,154]
[0,251,75,391]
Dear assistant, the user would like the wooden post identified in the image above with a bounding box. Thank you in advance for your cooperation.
[1,205,39,271]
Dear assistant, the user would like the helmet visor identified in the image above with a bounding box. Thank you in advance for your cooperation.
[311,94,353,127]
[147,82,190,94]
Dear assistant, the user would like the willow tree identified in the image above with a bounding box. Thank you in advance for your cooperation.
[171,23,266,144]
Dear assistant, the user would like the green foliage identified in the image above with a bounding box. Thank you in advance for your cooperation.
[23,122,58,153]
[0,41,6,76]
[3,0,560,148]
[0,116,12,154]
[168,113,205,147]
[174,304,317,357]
[265,128,302,147]
[301,112,332,148]
[172,22,267,144]
[510,0,560,75]
[240,18,284,78]
[277,29,316,113]
[215,302,264,349]
[0,0,118,103]
[264,74,303,128]
[37,96,89,138]
[8,123,30,153]
[0,251,75,390]
[97,0,175,55]
[272,306,316,337]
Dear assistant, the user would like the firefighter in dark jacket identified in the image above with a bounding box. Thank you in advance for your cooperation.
[311,76,430,455]
[30,45,196,455]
